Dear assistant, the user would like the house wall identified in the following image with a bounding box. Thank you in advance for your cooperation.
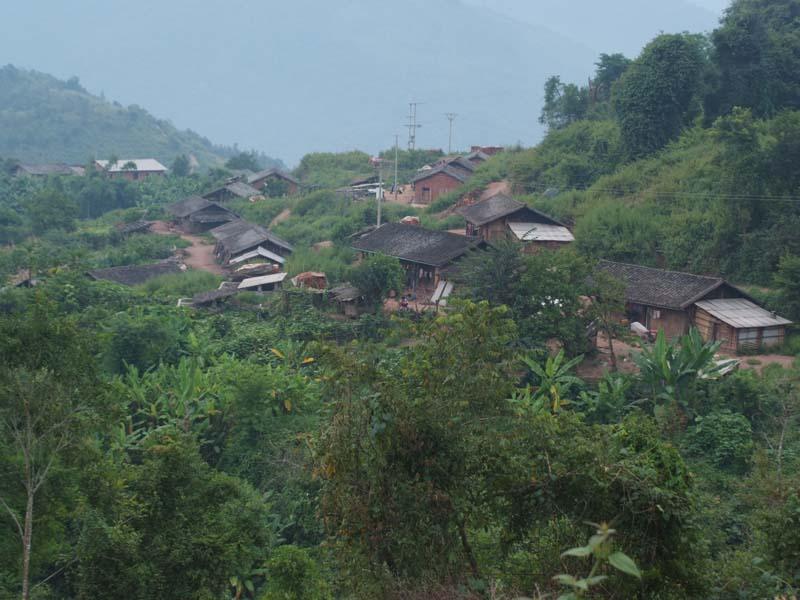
[108,170,165,181]
[694,307,738,353]
[413,172,462,204]
[251,175,299,196]
[644,306,690,339]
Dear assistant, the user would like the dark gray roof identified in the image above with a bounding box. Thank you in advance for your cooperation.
[214,220,293,255]
[351,222,480,267]
[87,262,182,286]
[248,168,300,186]
[596,260,747,310]
[459,194,566,227]
[444,156,477,172]
[464,150,491,162]
[167,195,215,218]
[411,164,470,185]
[16,163,83,176]
[202,182,261,200]
[329,284,363,302]
[192,287,239,305]
[116,220,153,235]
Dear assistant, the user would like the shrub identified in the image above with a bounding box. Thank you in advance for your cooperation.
[260,546,330,600]
[689,410,754,471]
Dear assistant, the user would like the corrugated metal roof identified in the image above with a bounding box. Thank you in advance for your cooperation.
[508,222,575,242]
[96,159,167,173]
[238,272,288,290]
[228,246,286,265]
[694,298,792,328]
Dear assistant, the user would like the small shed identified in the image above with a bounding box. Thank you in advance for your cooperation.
[292,272,328,290]
[328,284,366,317]
[694,298,792,353]
[238,272,288,292]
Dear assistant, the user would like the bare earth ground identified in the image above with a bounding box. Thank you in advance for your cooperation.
[269,208,292,228]
[151,221,224,275]
[578,332,797,381]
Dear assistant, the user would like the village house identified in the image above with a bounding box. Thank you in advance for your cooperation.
[203,181,262,203]
[597,260,792,352]
[247,168,301,196]
[470,145,504,156]
[167,196,238,233]
[460,194,574,251]
[14,163,85,177]
[210,219,293,266]
[463,150,491,165]
[94,158,167,180]
[351,222,482,293]
[87,261,183,286]
[410,164,470,205]
[238,272,288,292]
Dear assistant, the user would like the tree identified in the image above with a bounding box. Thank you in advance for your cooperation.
[456,238,525,308]
[593,53,631,102]
[225,151,261,172]
[170,154,191,176]
[0,307,103,600]
[540,76,589,131]
[774,254,800,320]
[614,34,706,158]
[708,0,800,119]
[587,269,626,371]
[26,188,78,234]
[348,253,404,306]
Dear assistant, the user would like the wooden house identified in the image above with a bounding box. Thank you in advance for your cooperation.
[95,159,167,180]
[203,181,262,203]
[167,196,238,232]
[247,168,300,196]
[351,222,482,292]
[459,194,573,251]
[597,260,792,351]
[210,219,293,265]
[15,163,84,177]
[410,165,470,205]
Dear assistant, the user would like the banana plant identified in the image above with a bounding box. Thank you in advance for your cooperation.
[521,350,584,413]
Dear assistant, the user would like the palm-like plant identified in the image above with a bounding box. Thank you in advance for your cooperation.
[635,328,737,417]
[522,350,584,412]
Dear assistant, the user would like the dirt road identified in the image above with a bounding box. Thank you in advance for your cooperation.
[151,221,225,275]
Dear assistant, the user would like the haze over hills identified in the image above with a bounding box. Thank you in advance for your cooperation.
[0,66,286,169]
[1,0,725,165]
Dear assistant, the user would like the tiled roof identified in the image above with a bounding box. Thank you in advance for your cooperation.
[411,164,470,184]
[167,195,216,218]
[597,260,732,310]
[459,194,566,227]
[213,220,293,255]
[87,262,182,286]
[248,168,300,186]
[351,222,480,267]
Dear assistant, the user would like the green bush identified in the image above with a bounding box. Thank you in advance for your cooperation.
[689,410,754,471]
[260,546,330,600]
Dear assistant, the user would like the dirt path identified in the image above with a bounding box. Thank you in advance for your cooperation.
[151,221,225,275]
[270,208,292,228]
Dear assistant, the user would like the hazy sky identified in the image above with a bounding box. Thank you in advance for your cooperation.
[1,0,725,165]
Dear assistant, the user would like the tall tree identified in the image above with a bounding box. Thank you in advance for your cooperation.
[614,34,706,159]
[0,306,102,600]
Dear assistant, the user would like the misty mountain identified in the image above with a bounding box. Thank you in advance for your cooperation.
[1,0,722,164]
[463,0,720,57]
[0,66,285,169]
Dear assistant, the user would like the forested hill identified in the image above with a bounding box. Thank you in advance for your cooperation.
[0,65,283,170]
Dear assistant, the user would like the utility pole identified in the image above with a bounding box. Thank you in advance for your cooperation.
[370,156,384,228]
[393,135,399,202]
[445,112,458,154]
[406,102,422,150]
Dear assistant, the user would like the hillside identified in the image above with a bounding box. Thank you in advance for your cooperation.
[0,65,282,170]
